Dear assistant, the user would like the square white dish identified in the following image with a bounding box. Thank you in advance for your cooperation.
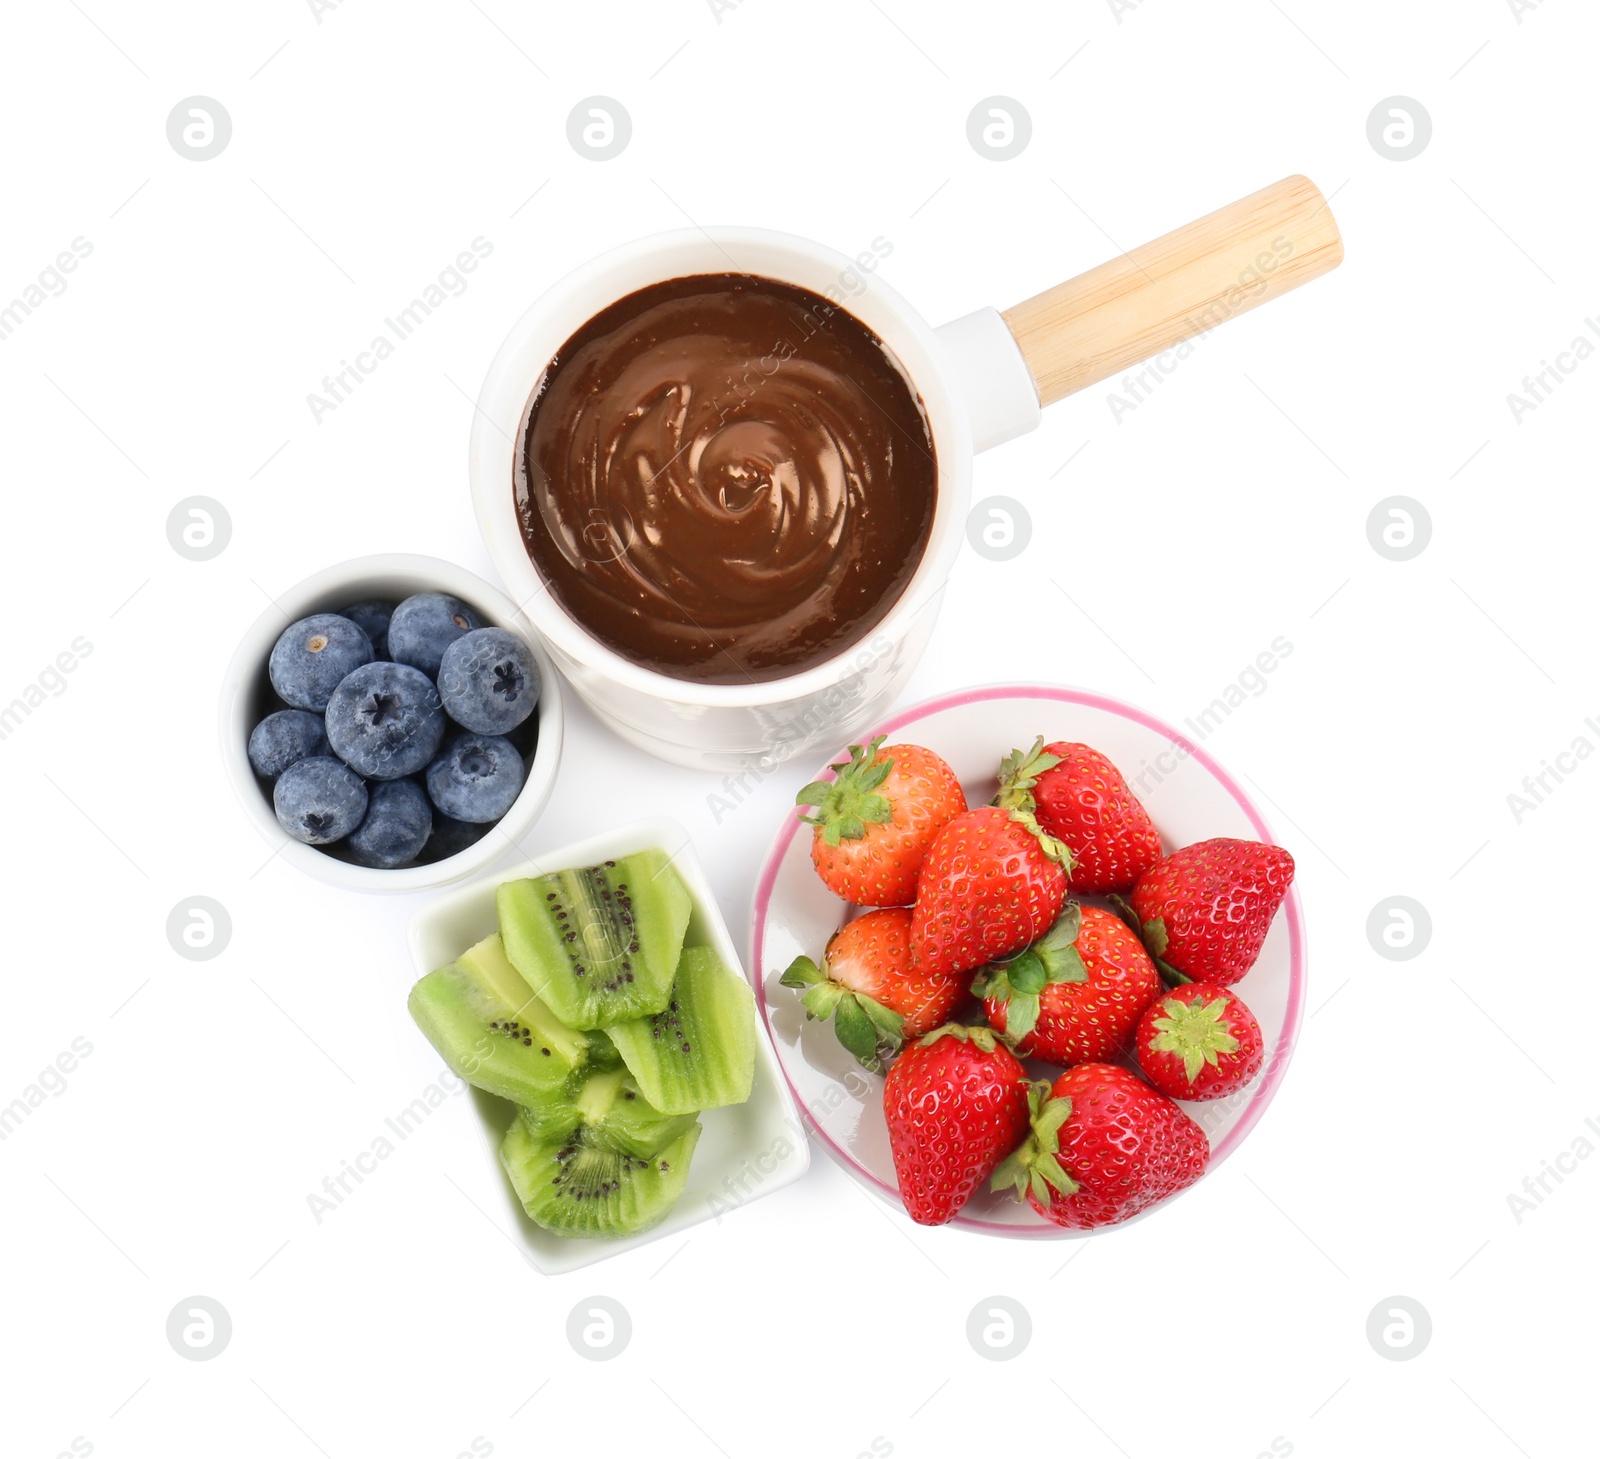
[406,816,809,1273]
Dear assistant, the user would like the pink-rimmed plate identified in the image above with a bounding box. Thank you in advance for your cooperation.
[748,683,1307,1237]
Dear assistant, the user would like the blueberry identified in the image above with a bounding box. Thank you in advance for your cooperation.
[273,756,368,845]
[248,709,330,779]
[425,734,525,823]
[268,614,374,711]
[436,627,541,735]
[387,593,483,677]
[347,778,432,868]
[339,600,396,659]
[424,814,491,862]
[325,661,446,780]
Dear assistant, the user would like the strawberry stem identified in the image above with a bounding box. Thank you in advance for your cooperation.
[1107,895,1190,985]
[991,1082,1079,1203]
[971,905,1089,1041]
[993,736,1062,815]
[795,736,896,847]
[919,1023,999,1052]
[990,739,1074,868]
[1149,992,1239,1082]
[780,955,904,1072]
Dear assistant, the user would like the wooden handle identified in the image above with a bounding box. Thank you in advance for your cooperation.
[1001,175,1344,406]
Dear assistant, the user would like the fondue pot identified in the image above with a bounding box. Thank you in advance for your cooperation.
[469,175,1343,772]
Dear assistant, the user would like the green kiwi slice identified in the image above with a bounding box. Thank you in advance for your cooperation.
[501,1114,702,1239]
[497,849,693,1030]
[408,933,590,1103]
[605,946,756,1115]
[514,1059,698,1161]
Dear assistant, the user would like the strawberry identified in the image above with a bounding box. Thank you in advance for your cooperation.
[973,904,1161,1067]
[1135,983,1264,1100]
[992,1065,1209,1230]
[1129,838,1295,986]
[911,806,1069,979]
[796,737,966,907]
[779,907,965,1071]
[883,1025,1032,1226]
[996,739,1162,893]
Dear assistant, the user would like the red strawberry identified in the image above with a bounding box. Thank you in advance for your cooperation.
[884,1025,1032,1226]
[973,904,1161,1067]
[996,739,1162,893]
[911,807,1069,979]
[1135,983,1263,1100]
[779,907,966,1071]
[1129,838,1295,986]
[796,737,966,907]
[993,1065,1209,1230]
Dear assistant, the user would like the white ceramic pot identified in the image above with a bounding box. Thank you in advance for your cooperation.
[470,179,1342,771]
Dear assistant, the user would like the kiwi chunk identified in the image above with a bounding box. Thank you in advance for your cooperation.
[606,946,756,1115]
[497,849,692,1030]
[501,1115,701,1239]
[515,1061,698,1160]
[585,1067,699,1159]
[408,933,590,1103]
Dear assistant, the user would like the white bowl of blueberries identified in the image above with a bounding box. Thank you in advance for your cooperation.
[220,553,563,892]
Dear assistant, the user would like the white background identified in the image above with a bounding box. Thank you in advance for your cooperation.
[2,1,1594,1455]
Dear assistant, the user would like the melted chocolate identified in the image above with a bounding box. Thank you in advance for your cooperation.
[515,274,936,684]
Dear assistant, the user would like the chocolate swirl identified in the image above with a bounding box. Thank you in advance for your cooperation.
[515,274,936,684]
